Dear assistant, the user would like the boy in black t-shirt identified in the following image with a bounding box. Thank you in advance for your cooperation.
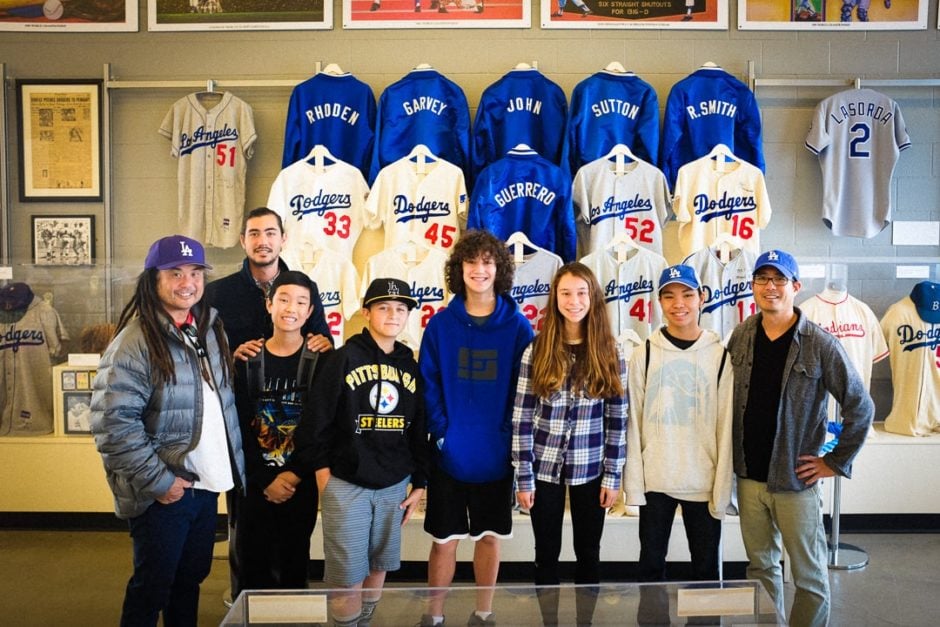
[234,271,319,591]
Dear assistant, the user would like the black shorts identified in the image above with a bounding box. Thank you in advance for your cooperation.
[423,461,514,542]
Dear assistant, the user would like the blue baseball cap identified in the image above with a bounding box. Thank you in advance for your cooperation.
[658,264,700,292]
[144,235,212,271]
[754,249,799,282]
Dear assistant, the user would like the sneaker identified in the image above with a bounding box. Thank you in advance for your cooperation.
[682,12,692,20]
[551,9,563,16]
[581,7,592,16]
[358,602,378,626]
[840,3,852,21]
[415,615,442,627]
[857,7,868,20]
[467,612,496,626]
[369,1,380,9]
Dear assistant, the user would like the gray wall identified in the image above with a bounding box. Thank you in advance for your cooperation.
[2,0,939,417]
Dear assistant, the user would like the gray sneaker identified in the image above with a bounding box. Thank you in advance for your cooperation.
[415,615,443,627]
[467,612,496,626]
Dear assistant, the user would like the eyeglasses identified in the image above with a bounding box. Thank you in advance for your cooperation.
[752,275,791,286]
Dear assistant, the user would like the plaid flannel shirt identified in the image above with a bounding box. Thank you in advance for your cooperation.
[512,344,627,493]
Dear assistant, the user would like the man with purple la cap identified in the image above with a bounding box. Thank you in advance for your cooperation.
[726,249,873,626]
[91,235,245,627]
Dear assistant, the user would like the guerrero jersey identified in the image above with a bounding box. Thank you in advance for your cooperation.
[366,154,467,253]
[468,147,576,262]
[509,247,562,334]
[360,245,451,351]
[567,71,660,173]
[282,72,376,180]
[805,88,910,238]
[370,68,471,184]
[673,154,772,258]
[802,289,888,424]
[580,246,667,341]
[0,293,69,436]
[880,284,940,436]
[661,67,764,189]
[267,155,370,261]
[289,251,361,348]
[471,68,568,182]
[682,247,757,338]
[573,155,670,257]
[159,92,257,249]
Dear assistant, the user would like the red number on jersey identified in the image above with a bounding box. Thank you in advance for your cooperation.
[730,215,754,240]
[326,311,343,336]
[736,301,757,322]
[323,212,351,239]
[425,224,456,248]
[935,346,940,370]
[624,217,655,244]
[421,304,446,328]
[215,144,236,167]
[522,304,547,332]
[629,298,651,322]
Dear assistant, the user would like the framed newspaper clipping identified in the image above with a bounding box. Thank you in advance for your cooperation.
[738,0,927,30]
[17,80,102,202]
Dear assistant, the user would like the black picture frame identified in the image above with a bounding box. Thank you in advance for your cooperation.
[31,215,96,266]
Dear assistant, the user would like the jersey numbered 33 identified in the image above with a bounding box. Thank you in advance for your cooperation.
[160,92,257,249]
[805,88,911,239]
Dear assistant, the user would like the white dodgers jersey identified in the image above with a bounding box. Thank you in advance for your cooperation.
[366,155,467,253]
[573,155,670,257]
[581,246,667,341]
[805,88,910,238]
[509,247,562,334]
[267,155,370,261]
[683,247,757,338]
[801,289,888,424]
[159,92,257,249]
[880,288,940,437]
[673,154,771,258]
[290,250,360,348]
[360,245,451,351]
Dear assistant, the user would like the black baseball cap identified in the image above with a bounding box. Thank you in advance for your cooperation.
[362,278,418,310]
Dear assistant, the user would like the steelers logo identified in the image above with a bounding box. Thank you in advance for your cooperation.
[369,382,399,414]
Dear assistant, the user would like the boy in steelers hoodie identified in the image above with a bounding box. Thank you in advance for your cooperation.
[292,278,428,627]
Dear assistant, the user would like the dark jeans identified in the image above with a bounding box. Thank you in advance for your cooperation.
[235,479,318,591]
[529,476,606,586]
[122,488,218,627]
[637,491,722,582]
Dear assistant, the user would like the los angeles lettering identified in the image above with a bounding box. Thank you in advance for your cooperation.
[510,279,551,304]
[589,194,653,224]
[179,124,239,156]
[693,192,756,223]
[604,277,654,303]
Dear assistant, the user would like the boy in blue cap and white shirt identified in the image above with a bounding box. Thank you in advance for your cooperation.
[726,249,873,626]
[625,264,733,583]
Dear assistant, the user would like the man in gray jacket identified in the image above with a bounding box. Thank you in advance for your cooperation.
[726,249,873,627]
[91,235,245,627]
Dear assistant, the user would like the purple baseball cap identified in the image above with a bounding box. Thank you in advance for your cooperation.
[144,235,212,271]
[754,249,799,281]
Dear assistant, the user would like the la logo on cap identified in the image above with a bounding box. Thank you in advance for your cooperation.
[669,268,681,278]
[180,241,194,257]
[768,251,779,261]
[387,280,400,296]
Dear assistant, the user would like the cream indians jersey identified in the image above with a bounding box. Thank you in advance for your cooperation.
[267,156,370,261]
[683,247,757,338]
[581,246,667,341]
[159,92,256,249]
[289,249,360,348]
[573,155,670,257]
[365,154,467,252]
[360,245,451,351]
[509,247,562,334]
[673,154,771,258]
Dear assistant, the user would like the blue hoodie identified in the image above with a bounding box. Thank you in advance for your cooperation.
[419,293,534,483]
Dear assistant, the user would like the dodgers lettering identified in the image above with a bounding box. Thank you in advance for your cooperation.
[0,328,46,353]
[494,182,556,208]
[305,103,361,126]
[693,192,756,222]
[392,195,452,224]
[702,279,752,313]
[289,191,352,218]
[686,100,737,120]
[897,324,940,352]
[590,99,640,120]
[402,97,448,116]
[411,283,445,306]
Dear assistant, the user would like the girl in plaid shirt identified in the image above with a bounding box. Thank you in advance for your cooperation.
[512,262,627,621]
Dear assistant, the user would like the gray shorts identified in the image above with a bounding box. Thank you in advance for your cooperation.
[320,474,409,586]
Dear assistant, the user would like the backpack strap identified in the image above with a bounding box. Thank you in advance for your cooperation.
[295,345,320,392]
[246,350,264,400]
[644,338,651,383]
[717,347,728,383]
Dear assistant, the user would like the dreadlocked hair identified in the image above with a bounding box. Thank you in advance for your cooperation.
[114,269,233,389]
[529,262,623,399]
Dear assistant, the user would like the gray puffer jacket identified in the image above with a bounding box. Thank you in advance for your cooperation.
[90,307,245,519]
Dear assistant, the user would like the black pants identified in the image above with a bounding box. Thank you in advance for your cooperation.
[637,492,722,582]
[529,476,606,586]
[234,479,318,591]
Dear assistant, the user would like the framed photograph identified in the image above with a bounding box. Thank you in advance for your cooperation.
[63,391,93,435]
[148,0,331,31]
[17,80,102,201]
[542,0,728,29]
[31,215,96,266]
[0,0,137,32]
[739,0,927,30]
[343,0,529,29]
